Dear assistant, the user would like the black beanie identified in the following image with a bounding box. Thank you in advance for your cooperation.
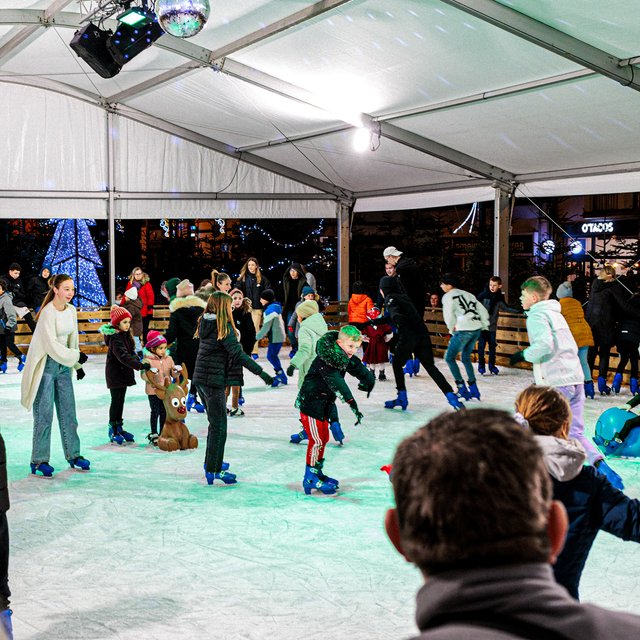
[261,289,275,303]
[379,276,400,296]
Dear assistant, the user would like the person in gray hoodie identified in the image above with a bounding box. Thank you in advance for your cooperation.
[0,277,24,373]
[385,408,640,639]
[515,384,640,600]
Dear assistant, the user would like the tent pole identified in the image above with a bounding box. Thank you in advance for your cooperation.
[107,111,116,304]
[336,201,350,302]
[493,186,511,298]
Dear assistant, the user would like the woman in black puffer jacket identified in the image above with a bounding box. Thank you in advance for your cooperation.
[193,292,273,486]
[613,287,640,394]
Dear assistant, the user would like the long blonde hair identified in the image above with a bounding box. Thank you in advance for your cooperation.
[515,385,571,439]
[128,266,143,285]
[36,274,73,320]
[238,257,262,285]
[195,291,238,340]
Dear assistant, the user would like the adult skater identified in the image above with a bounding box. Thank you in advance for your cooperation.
[282,263,307,357]
[382,247,426,315]
[125,267,155,341]
[20,274,90,477]
[234,257,271,357]
[27,265,51,312]
[379,276,462,411]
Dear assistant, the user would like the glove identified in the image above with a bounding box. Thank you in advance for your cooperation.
[288,326,294,333]
[358,380,375,398]
[141,362,152,371]
[78,352,88,365]
[347,399,363,426]
[76,367,86,381]
[509,350,526,366]
[260,371,274,386]
[286,364,296,377]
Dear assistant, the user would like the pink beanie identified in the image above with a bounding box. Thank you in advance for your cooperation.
[110,305,132,327]
[145,330,167,350]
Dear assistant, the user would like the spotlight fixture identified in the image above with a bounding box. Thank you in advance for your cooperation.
[107,14,164,65]
[117,6,156,26]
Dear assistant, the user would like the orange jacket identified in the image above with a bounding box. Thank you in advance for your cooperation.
[559,297,594,348]
[348,294,374,324]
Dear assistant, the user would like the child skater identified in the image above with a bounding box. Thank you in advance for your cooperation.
[295,326,375,495]
[515,384,640,600]
[100,306,152,445]
[255,289,287,386]
[440,272,489,401]
[0,278,25,374]
[141,330,180,446]
[192,292,274,485]
[361,306,393,381]
[511,276,623,489]
[286,300,329,444]
[227,288,256,416]
[20,274,90,476]
[347,281,374,331]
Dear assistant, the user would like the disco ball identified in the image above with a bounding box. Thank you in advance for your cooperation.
[155,0,210,38]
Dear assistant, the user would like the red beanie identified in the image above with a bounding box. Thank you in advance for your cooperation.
[110,304,132,327]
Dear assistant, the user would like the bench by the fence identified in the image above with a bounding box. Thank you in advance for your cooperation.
[9,303,632,381]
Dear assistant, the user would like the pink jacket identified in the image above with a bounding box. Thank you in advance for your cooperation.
[141,350,177,396]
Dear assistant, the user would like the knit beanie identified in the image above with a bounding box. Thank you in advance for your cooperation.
[110,304,132,327]
[261,289,275,304]
[301,285,315,297]
[297,300,319,319]
[124,287,138,300]
[176,279,194,298]
[165,277,181,301]
[556,282,573,299]
[145,330,167,350]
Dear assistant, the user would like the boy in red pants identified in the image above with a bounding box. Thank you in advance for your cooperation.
[295,326,375,495]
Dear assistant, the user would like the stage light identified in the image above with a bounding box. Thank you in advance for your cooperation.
[70,23,122,79]
[155,0,211,38]
[117,6,155,26]
[107,16,164,65]
[568,240,584,255]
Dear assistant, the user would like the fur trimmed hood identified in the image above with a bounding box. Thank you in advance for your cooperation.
[169,294,207,312]
[316,331,351,372]
[195,283,215,302]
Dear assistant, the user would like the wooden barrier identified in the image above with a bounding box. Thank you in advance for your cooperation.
[8,303,633,381]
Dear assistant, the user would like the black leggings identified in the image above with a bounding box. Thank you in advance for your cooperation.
[197,384,228,474]
[588,339,612,379]
[0,333,22,362]
[616,340,639,379]
[148,395,166,435]
[109,387,128,424]
[392,332,453,395]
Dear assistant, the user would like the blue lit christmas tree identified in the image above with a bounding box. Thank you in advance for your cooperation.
[44,219,107,308]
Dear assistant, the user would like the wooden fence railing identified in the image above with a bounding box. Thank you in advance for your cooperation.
[8,303,631,380]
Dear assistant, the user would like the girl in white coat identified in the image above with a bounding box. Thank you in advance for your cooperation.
[20,274,90,477]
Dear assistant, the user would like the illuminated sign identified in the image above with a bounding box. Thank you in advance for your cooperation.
[581,222,614,234]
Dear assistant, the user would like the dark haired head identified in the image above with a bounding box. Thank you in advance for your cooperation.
[379,276,400,296]
[440,273,461,288]
[352,281,365,295]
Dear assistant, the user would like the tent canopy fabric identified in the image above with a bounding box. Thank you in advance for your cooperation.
[1,0,640,218]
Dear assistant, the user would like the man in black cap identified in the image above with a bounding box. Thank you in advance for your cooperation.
[382,247,426,316]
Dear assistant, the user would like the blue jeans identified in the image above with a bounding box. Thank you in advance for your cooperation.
[266,342,283,373]
[32,357,81,464]
[445,329,481,384]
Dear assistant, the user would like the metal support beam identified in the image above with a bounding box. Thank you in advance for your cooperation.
[336,201,351,302]
[108,0,352,102]
[438,0,640,91]
[107,111,116,304]
[493,186,511,298]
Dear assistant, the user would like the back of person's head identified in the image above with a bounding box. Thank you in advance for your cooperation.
[390,409,552,574]
[556,282,573,299]
[440,273,461,289]
[351,281,365,295]
[198,291,236,340]
[521,275,552,299]
[600,264,616,279]
[515,385,570,438]
[379,275,400,296]
[0,277,8,293]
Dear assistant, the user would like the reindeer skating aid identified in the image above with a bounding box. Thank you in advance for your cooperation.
[149,363,199,452]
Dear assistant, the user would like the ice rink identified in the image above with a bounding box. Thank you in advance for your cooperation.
[2,353,640,639]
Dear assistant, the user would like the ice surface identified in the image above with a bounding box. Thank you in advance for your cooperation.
[2,354,640,639]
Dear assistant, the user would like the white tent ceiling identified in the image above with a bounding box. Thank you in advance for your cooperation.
[1,0,640,218]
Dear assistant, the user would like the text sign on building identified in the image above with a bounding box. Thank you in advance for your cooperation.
[566,220,639,237]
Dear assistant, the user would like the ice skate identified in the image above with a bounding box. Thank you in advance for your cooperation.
[275,370,288,386]
[68,456,90,471]
[108,424,124,445]
[228,407,245,417]
[205,469,237,485]
[477,363,486,376]
[584,380,595,399]
[489,365,499,375]
[117,421,135,443]
[316,459,339,487]
[30,462,54,477]
[598,376,611,396]
[303,465,337,495]
[384,390,408,411]
[595,459,624,490]
[147,433,159,446]
[0,360,6,374]
[0,608,12,640]
[631,378,639,395]
[468,381,481,401]
[290,429,308,444]
[16,355,26,372]
[446,392,465,410]
[456,382,472,401]
[612,373,623,395]
[378,370,386,381]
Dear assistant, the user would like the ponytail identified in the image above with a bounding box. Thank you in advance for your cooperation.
[36,274,73,320]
